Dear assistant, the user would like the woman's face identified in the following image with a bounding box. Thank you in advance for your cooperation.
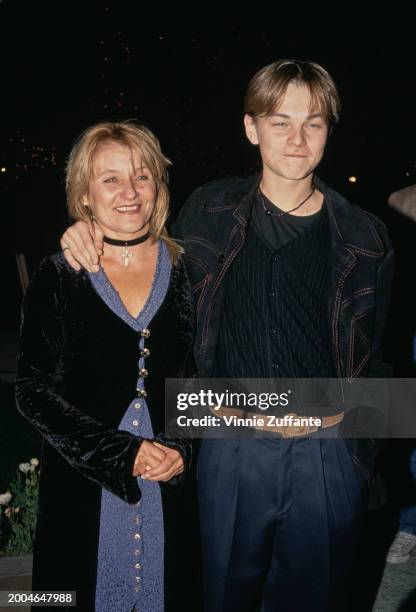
[85,140,156,239]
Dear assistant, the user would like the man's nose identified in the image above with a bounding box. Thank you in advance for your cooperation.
[287,126,306,148]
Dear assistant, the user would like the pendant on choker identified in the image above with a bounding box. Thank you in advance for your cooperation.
[103,232,150,267]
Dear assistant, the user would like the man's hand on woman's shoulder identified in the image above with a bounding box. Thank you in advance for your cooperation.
[61,221,104,272]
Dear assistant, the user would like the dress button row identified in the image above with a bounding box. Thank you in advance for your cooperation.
[140,328,150,338]
[134,533,141,540]
[139,368,148,378]
[140,348,150,358]
[136,389,147,398]
[135,403,141,410]
[132,420,139,427]
[135,563,141,570]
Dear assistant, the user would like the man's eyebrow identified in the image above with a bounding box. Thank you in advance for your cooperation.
[269,113,291,119]
[267,112,324,120]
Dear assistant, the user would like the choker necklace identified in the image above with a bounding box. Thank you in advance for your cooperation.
[259,186,315,217]
[103,232,150,267]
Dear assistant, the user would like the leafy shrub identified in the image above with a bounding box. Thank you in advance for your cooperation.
[0,458,39,556]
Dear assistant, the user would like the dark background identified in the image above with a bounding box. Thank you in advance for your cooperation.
[1,2,415,334]
[1,7,416,600]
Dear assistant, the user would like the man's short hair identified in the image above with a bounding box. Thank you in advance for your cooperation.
[244,59,341,125]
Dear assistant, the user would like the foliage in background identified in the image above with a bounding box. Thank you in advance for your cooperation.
[0,458,39,556]
[0,382,41,492]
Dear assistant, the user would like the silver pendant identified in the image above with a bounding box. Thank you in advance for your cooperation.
[122,247,132,267]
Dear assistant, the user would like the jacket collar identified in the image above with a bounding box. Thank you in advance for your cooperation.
[314,176,385,257]
[226,174,385,258]
[232,174,260,225]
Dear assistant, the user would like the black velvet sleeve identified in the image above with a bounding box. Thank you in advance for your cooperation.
[15,257,142,504]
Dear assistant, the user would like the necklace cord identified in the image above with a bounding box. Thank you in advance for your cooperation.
[259,187,315,217]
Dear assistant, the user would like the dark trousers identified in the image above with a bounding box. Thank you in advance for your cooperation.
[197,436,369,612]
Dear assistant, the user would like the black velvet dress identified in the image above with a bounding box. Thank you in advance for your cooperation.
[15,251,200,611]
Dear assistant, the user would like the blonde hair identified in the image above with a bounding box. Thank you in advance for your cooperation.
[65,120,183,262]
[244,59,341,125]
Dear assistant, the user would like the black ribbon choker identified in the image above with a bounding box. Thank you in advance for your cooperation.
[103,232,150,247]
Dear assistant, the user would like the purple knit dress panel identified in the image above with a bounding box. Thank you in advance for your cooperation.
[88,241,172,612]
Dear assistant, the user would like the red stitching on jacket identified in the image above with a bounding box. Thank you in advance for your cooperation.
[200,226,246,357]
[203,204,236,212]
[192,278,207,292]
[185,255,212,315]
[331,251,357,376]
[187,254,210,275]
[196,275,211,314]
[347,245,382,257]
[341,287,374,308]
[356,327,370,348]
[213,226,241,292]
[187,237,221,258]
[351,351,370,378]
[348,311,370,378]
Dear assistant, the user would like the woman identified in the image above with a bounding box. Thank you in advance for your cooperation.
[15,122,198,611]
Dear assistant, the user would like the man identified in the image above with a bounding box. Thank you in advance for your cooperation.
[61,60,393,611]
[385,185,416,564]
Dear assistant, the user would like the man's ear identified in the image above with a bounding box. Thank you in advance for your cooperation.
[244,114,259,145]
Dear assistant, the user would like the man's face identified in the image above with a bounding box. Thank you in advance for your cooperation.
[244,81,329,182]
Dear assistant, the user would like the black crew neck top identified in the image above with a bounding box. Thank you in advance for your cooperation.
[252,189,324,252]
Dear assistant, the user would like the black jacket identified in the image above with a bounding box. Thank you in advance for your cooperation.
[172,174,394,481]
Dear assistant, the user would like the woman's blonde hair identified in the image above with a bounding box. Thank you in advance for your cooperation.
[244,59,341,125]
[65,120,183,262]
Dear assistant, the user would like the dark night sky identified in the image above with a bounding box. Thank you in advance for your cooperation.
[1,2,415,329]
